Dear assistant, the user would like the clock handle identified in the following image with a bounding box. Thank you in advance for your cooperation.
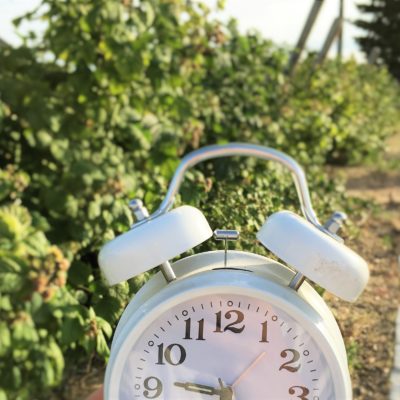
[138,143,334,238]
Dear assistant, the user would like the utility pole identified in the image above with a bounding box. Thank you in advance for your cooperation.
[313,17,342,68]
[337,0,344,61]
[287,0,325,76]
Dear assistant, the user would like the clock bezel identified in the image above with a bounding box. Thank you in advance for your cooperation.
[105,268,351,399]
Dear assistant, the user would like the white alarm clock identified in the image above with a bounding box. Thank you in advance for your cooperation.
[98,143,368,400]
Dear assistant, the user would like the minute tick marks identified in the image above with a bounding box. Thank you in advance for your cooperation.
[128,294,336,399]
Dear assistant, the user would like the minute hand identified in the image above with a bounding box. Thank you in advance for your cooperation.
[174,381,220,395]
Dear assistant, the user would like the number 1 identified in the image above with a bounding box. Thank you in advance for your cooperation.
[260,321,269,343]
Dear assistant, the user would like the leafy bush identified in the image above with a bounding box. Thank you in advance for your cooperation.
[288,60,400,164]
[0,0,398,398]
[0,166,66,398]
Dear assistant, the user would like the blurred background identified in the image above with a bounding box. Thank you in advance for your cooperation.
[0,1,399,399]
[1,0,366,59]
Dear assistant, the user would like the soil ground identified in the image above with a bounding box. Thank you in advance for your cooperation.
[327,134,400,400]
[62,136,400,400]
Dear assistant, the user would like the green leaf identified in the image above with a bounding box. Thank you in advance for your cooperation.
[96,331,110,359]
[96,316,113,338]
[0,322,11,356]
[0,388,7,400]
[61,317,85,345]
[41,359,55,387]
[46,340,65,383]
[0,272,23,292]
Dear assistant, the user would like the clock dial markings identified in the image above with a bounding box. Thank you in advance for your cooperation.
[124,294,334,399]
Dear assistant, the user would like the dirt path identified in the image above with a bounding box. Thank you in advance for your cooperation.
[327,134,400,399]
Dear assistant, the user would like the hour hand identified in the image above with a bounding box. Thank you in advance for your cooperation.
[174,381,220,396]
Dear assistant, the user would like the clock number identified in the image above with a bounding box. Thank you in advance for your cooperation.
[259,321,269,343]
[143,376,163,399]
[156,343,186,366]
[214,310,245,334]
[183,318,205,340]
[280,349,301,372]
[289,385,310,400]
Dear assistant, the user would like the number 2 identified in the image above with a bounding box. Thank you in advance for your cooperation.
[279,349,301,372]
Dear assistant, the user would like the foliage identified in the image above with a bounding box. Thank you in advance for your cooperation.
[0,0,399,397]
[357,0,400,81]
[0,167,66,398]
[287,60,400,165]
[0,166,115,398]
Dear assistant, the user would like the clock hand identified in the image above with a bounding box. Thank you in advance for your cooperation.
[174,381,221,396]
[217,378,234,400]
[232,352,266,388]
[174,379,234,399]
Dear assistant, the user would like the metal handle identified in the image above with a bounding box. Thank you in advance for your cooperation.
[141,143,323,229]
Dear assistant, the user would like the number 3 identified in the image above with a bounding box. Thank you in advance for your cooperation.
[289,385,310,400]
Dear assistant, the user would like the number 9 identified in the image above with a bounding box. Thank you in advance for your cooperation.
[143,376,163,399]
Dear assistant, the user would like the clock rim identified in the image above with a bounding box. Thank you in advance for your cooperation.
[112,250,346,354]
[105,269,351,399]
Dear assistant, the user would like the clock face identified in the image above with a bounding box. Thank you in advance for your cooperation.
[117,293,335,400]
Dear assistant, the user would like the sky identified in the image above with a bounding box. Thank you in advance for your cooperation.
[1,0,366,59]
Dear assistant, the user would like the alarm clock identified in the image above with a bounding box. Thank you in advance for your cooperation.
[98,143,368,400]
